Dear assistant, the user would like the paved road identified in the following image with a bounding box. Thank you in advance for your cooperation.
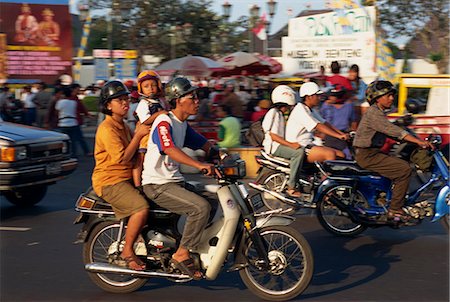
[1,151,448,302]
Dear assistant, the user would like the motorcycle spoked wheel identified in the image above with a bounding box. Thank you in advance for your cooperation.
[260,172,295,212]
[239,226,313,301]
[317,185,368,237]
[83,221,147,293]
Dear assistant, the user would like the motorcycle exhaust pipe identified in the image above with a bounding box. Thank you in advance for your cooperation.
[85,263,191,280]
[248,182,316,209]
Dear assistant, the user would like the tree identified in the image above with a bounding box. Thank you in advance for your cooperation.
[377,0,449,73]
[85,0,246,69]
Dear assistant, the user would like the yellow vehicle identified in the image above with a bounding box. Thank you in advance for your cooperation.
[389,73,450,153]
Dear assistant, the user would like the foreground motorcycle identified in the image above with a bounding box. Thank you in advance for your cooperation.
[74,153,313,301]
[314,135,449,237]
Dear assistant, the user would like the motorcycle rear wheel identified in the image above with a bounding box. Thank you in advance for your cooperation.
[317,186,368,237]
[239,226,313,301]
[83,221,147,293]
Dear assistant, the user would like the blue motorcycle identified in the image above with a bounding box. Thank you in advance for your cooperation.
[313,135,449,237]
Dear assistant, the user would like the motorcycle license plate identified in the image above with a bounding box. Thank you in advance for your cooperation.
[46,162,62,175]
[250,193,264,211]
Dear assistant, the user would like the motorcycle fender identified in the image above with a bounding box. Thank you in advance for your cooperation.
[314,178,353,203]
[432,185,449,222]
[256,215,295,229]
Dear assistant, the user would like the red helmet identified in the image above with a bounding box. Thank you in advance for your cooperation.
[137,70,163,97]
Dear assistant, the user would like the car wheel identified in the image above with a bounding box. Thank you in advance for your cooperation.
[3,185,48,206]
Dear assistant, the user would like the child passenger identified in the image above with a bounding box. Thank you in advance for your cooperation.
[132,70,168,187]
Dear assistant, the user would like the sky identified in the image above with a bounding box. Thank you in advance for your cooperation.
[70,0,327,35]
[208,0,327,35]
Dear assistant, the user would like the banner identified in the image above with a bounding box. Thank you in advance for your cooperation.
[282,6,377,77]
[0,0,72,84]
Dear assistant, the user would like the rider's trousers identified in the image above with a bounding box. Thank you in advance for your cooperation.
[273,145,305,189]
[355,148,412,211]
[143,182,211,251]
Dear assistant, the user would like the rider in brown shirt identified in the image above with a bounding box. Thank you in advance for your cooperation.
[353,80,432,221]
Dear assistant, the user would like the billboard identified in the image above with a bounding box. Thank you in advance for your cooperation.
[0,0,73,84]
[93,49,138,81]
[281,6,378,78]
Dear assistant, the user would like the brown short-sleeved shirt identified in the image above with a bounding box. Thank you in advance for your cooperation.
[92,115,133,196]
[353,104,408,149]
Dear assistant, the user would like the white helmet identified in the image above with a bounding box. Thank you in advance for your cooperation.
[271,85,297,106]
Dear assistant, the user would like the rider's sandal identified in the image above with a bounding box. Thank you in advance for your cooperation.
[387,209,411,222]
[170,258,203,280]
[286,188,302,198]
[114,255,146,271]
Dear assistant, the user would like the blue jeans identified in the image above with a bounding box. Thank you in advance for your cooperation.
[272,145,305,189]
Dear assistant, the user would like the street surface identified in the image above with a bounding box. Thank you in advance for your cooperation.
[1,138,449,302]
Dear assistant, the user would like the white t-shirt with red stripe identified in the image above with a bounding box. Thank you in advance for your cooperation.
[141,112,207,185]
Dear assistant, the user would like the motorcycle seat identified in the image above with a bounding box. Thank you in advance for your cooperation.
[82,187,169,212]
[322,160,380,176]
[260,150,290,166]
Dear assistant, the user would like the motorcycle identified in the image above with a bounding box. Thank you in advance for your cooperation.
[74,153,314,301]
[314,134,449,237]
[249,114,420,213]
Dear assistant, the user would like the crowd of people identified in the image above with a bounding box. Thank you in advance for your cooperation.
[1,60,433,274]
[0,80,94,157]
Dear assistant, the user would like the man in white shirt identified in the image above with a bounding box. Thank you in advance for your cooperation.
[142,77,217,280]
[286,82,348,163]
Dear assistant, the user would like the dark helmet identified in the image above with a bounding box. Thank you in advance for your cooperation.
[365,80,397,105]
[329,84,347,101]
[165,77,198,103]
[100,80,129,105]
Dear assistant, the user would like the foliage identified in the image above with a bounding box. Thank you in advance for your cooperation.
[377,0,449,73]
[85,0,248,68]
[82,96,100,112]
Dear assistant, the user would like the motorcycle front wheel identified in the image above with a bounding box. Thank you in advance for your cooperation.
[260,172,295,212]
[239,226,313,301]
[83,221,147,293]
[317,185,367,237]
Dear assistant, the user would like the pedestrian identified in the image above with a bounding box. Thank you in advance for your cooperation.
[326,61,354,92]
[21,86,37,125]
[91,80,151,271]
[33,82,52,127]
[250,99,271,122]
[126,90,140,132]
[70,83,92,156]
[320,86,357,159]
[46,87,64,130]
[55,87,79,157]
[215,103,241,148]
[347,64,368,120]
[222,84,244,119]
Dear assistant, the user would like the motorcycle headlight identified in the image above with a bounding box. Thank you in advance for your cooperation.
[1,146,27,162]
[222,159,246,179]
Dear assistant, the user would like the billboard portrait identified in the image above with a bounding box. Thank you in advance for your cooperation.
[0,0,72,84]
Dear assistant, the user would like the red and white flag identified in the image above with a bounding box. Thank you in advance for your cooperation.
[252,13,267,41]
